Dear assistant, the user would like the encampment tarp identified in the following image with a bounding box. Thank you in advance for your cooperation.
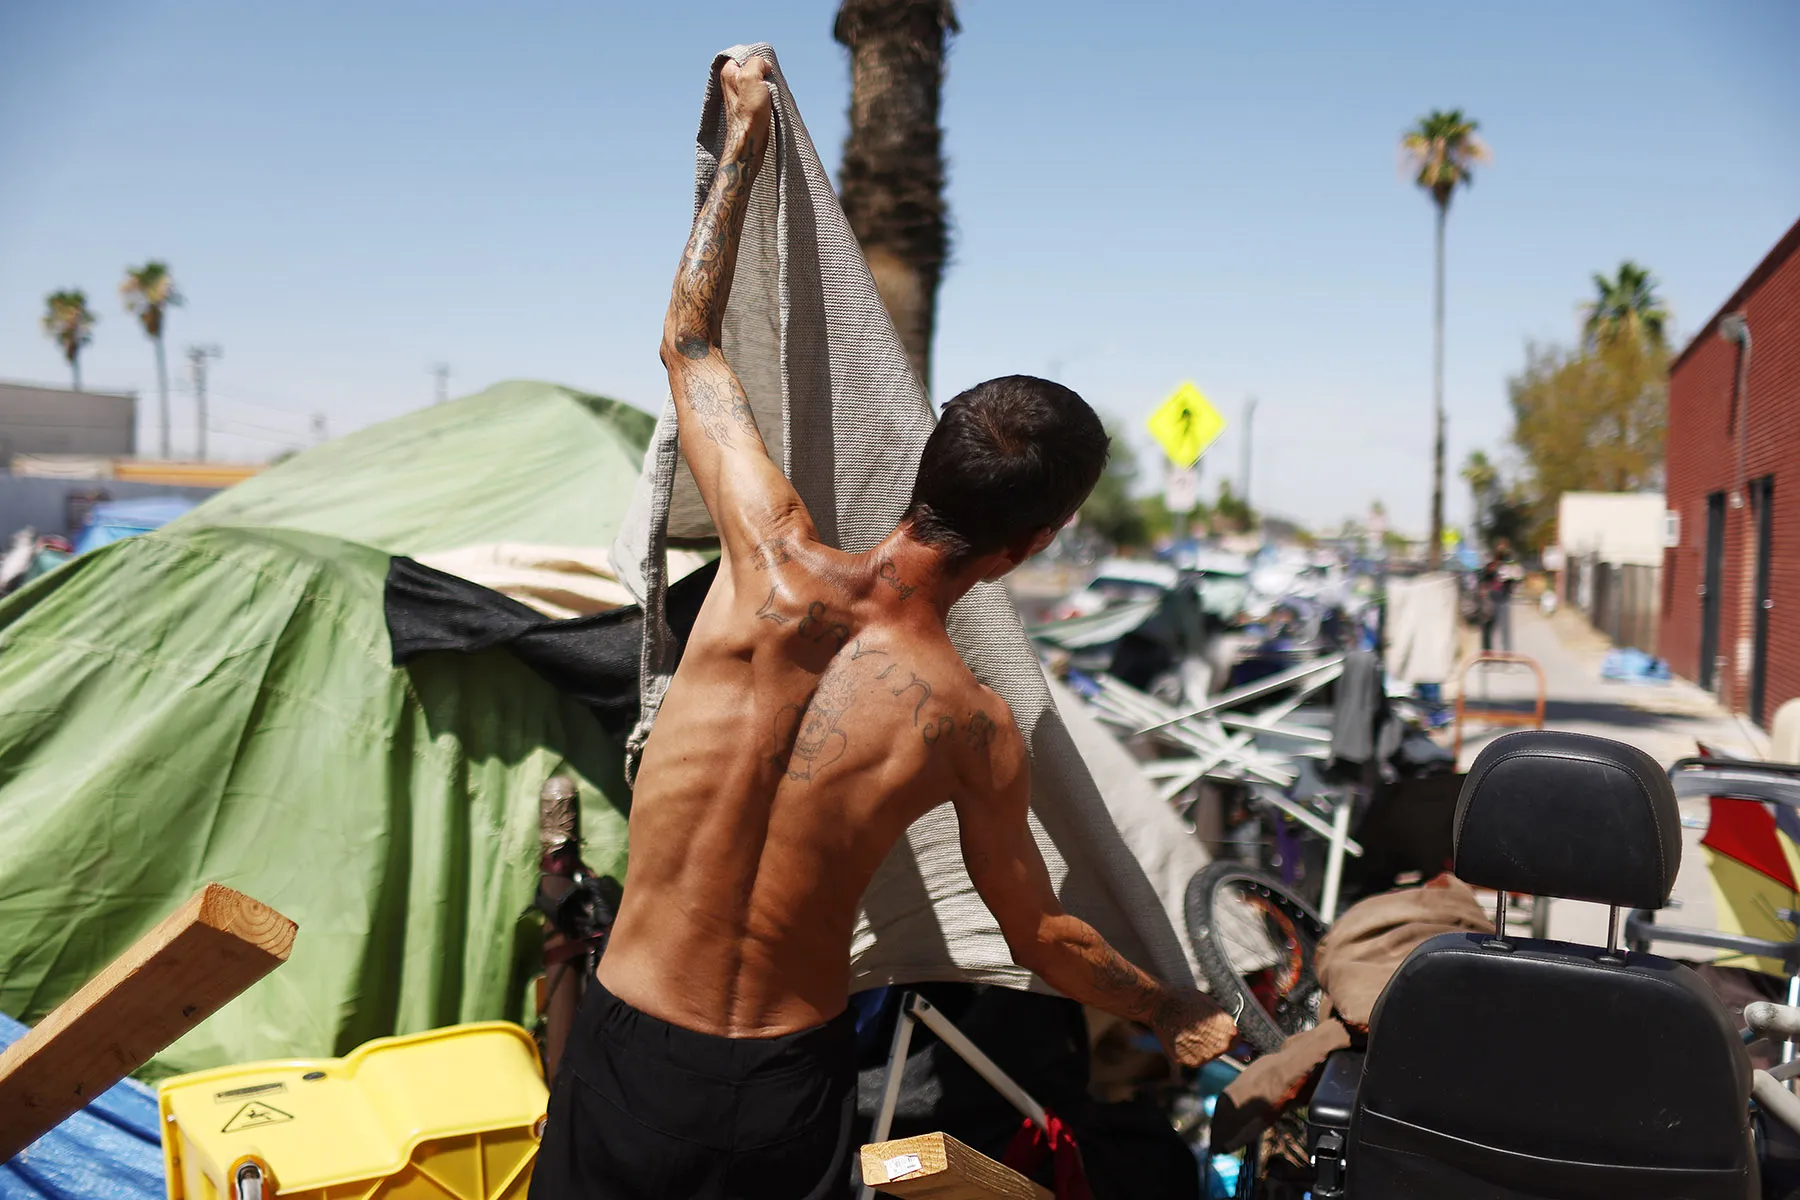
[0,382,645,1079]
[177,379,655,556]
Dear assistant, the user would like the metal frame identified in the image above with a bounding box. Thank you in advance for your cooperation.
[859,992,1051,1200]
[1630,757,1800,1075]
[1452,652,1546,759]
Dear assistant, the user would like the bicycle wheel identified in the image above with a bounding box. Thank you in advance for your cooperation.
[1185,862,1328,1056]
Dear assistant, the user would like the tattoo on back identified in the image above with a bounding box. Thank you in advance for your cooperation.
[850,639,886,660]
[796,601,849,646]
[756,586,790,625]
[877,560,916,600]
[889,671,932,725]
[966,711,997,749]
[771,663,856,782]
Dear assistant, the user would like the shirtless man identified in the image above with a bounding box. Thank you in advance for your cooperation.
[532,56,1235,1200]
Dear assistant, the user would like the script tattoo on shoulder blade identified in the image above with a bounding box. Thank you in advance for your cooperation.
[921,714,956,746]
[890,671,932,726]
[850,639,887,660]
[966,711,997,749]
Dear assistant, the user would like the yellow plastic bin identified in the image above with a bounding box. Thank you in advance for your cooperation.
[158,1022,548,1200]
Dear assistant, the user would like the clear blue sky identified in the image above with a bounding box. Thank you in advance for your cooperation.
[3,1,1797,532]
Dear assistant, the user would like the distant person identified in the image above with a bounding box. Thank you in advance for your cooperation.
[531,57,1235,1200]
[1480,540,1523,652]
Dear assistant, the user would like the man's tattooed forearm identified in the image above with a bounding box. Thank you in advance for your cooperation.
[877,560,916,600]
[1087,945,1161,1020]
[671,131,757,358]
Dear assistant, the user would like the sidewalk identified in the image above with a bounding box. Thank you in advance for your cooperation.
[1447,598,1770,949]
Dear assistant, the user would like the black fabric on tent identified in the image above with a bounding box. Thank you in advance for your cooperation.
[385,557,719,738]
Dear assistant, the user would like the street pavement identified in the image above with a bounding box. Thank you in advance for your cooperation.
[1450,597,1773,950]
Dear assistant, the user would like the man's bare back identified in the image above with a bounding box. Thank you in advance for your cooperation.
[602,534,1013,1035]
[596,53,1234,1066]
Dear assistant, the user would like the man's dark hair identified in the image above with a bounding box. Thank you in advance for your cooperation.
[902,375,1110,562]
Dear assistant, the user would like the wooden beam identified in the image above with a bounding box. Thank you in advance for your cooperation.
[861,1132,1053,1200]
[0,883,296,1160]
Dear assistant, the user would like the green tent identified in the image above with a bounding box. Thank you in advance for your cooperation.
[0,382,648,1078]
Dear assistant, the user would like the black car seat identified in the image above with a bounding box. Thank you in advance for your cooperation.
[1345,729,1756,1199]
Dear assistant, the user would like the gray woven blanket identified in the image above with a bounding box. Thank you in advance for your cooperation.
[612,44,1197,992]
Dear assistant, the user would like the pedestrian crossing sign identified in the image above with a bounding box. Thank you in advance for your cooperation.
[1146,382,1225,468]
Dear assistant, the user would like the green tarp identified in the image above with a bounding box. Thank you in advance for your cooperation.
[0,382,647,1078]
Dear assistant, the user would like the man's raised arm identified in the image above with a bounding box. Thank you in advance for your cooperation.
[953,725,1238,1067]
[659,56,809,558]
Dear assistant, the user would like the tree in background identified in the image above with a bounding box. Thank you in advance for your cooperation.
[121,261,183,459]
[1213,478,1255,534]
[1584,260,1669,351]
[1078,425,1148,548]
[1401,108,1489,570]
[1461,449,1498,542]
[1508,334,1666,543]
[41,290,97,390]
[834,0,957,394]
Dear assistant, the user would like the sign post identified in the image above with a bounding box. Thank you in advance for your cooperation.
[1146,382,1225,545]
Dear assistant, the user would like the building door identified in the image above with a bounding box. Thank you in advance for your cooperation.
[1752,476,1775,725]
[1700,491,1727,692]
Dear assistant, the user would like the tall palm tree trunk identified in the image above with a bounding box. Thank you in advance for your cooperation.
[1429,201,1447,570]
[155,334,170,458]
[834,0,956,397]
[69,353,81,392]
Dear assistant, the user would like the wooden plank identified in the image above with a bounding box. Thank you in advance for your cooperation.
[861,1132,1053,1200]
[0,883,296,1160]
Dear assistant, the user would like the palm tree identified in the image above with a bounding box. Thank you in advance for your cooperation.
[1402,109,1490,569]
[1584,260,1668,350]
[1461,449,1498,544]
[121,261,184,459]
[41,290,97,390]
[834,0,958,395]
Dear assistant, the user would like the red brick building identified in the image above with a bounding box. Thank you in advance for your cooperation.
[1660,217,1800,726]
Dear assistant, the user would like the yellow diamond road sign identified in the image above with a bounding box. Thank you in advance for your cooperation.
[1146,382,1226,468]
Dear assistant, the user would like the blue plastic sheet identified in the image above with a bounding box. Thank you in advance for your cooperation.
[71,497,198,555]
[0,1013,164,1200]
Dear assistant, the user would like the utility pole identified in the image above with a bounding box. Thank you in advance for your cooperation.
[430,363,451,406]
[1240,396,1257,513]
[187,344,222,462]
[311,413,328,445]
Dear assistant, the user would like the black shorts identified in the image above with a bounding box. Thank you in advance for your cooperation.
[531,980,858,1200]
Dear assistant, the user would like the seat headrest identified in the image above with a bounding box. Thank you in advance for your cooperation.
[1454,730,1680,909]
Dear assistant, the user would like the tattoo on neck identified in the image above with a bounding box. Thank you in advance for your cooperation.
[877,560,916,600]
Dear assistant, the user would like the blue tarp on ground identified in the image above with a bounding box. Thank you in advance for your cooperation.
[71,498,199,555]
[0,1013,163,1198]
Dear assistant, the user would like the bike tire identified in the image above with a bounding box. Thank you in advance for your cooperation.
[1185,861,1328,1056]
